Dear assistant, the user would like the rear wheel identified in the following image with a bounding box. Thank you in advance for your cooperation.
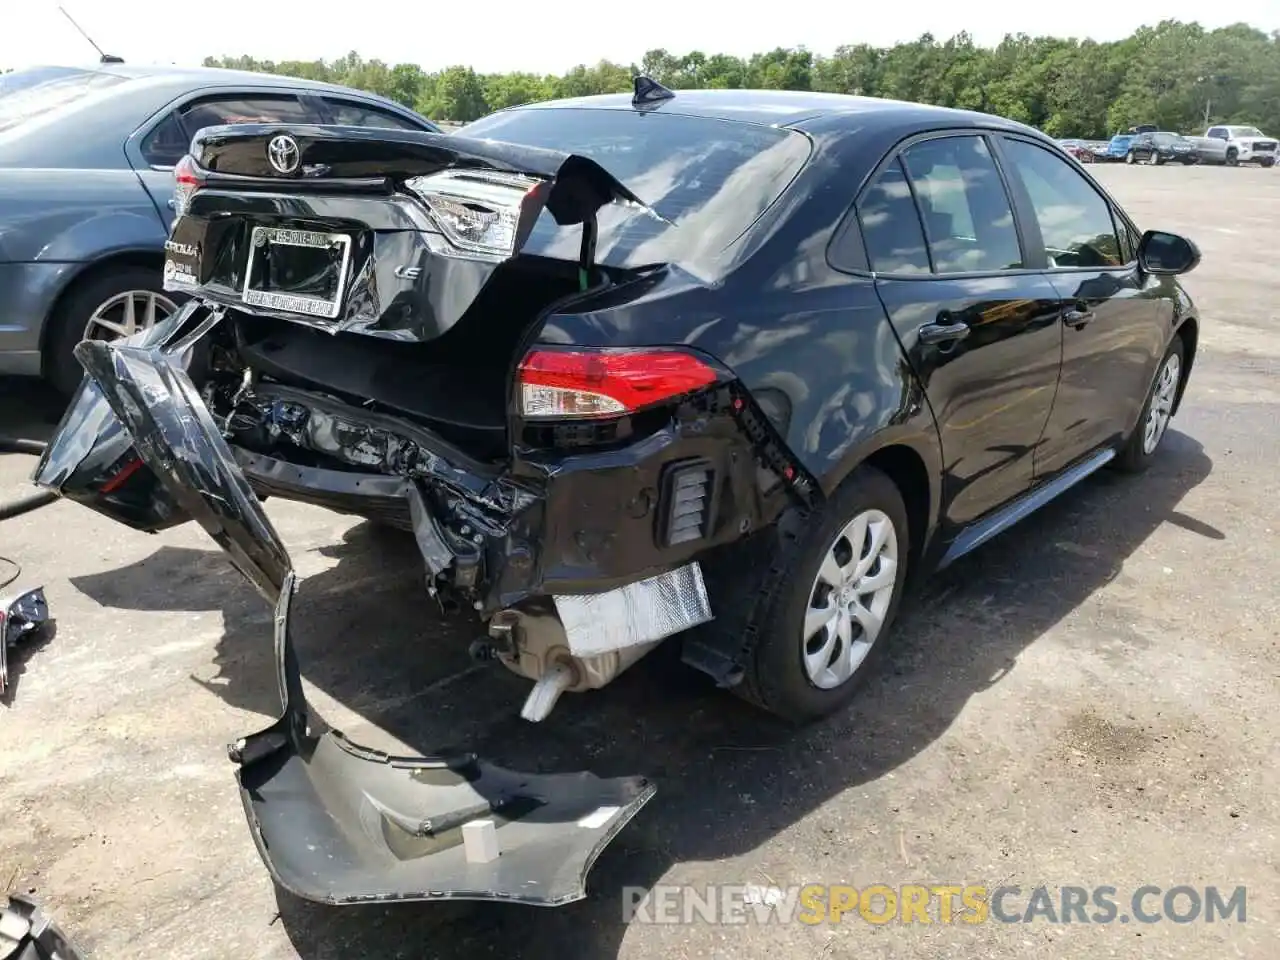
[1115,337,1185,473]
[45,267,177,397]
[1225,148,1239,166]
[1125,151,1136,165]
[1262,158,1276,168]
[729,466,910,723]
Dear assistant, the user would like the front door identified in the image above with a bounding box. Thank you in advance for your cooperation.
[857,133,1064,529]
[995,136,1167,478]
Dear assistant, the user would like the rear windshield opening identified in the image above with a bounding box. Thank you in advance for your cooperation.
[459,108,811,271]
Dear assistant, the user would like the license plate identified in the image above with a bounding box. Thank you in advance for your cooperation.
[242,227,351,320]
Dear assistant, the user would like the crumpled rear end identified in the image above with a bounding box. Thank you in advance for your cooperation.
[36,325,655,906]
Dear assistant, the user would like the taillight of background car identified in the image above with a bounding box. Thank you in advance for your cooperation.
[172,154,204,218]
[517,347,721,419]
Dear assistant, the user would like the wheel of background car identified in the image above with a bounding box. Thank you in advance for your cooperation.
[45,266,178,397]
[1262,158,1276,168]
[1114,336,1185,474]
[1125,151,1136,164]
[726,465,910,722]
[1225,148,1238,166]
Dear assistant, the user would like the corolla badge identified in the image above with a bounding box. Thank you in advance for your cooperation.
[267,135,300,175]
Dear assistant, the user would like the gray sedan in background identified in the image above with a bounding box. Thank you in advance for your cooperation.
[0,63,439,394]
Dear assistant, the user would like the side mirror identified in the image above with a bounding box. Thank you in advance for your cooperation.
[1137,230,1201,276]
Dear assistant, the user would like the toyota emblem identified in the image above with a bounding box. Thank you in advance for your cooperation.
[267,135,300,175]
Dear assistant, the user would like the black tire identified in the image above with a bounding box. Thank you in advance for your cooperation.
[724,466,911,723]
[1114,336,1186,474]
[1150,153,1164,166]
[1225,148,1239,167]
[1262,158,1276,169]
[44,266,174,397]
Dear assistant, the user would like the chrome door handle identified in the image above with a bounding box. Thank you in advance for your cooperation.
[1063,308,1095,328]
[918,320,970,345]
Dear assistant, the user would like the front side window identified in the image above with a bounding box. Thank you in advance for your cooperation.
[857,158,931,275]
[1001,138,1124,269]
[899,135,1023,274]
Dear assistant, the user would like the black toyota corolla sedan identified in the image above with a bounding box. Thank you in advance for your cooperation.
[33,82,1200,906]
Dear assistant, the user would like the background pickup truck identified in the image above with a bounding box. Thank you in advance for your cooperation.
[1185,125,1277,167]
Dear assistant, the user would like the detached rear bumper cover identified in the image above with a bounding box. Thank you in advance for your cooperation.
[60,339,655,906]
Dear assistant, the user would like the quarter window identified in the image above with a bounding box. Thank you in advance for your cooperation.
[857,158,931,275]
[1001,138,1124,268]
[899,136,1024,273]
[140,112,189,167]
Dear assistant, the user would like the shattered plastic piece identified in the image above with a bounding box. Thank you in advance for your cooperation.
[553,563,712,657]
[64,337,656,907]
[0,587,51,697]
[0,894,86,960]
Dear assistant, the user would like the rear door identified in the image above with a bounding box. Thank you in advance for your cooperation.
[858,132,1063,530]
[127,92,321,227]
[996,135,1165,477]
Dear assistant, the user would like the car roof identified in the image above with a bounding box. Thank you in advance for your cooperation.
[515,88,1035,135]
[53,62,376,97]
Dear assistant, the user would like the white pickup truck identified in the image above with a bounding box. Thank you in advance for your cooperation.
[1186,125,1277,167]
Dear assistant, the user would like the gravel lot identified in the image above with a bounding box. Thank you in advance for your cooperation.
[1,163,1277,959]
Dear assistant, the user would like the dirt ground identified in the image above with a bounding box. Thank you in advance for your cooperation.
[1,164,1277,959]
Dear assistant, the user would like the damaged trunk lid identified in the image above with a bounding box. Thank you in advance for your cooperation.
[164,123,660,343]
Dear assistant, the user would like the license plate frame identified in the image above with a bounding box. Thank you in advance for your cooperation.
[242,226,351,320]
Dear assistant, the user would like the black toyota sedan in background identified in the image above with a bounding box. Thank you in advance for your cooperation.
[35,84,1201,907]
[1125,130,1199,164]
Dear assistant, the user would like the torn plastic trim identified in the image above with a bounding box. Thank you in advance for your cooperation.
[64,337,657,906]
[233,573,656,905]
[0,893,87,960]
[0,586,51,697]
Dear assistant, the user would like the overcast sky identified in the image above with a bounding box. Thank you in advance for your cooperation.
[3,1,1277,76]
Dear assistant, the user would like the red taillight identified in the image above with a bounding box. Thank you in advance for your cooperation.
[172,154,203,216]
[517,348,719,420]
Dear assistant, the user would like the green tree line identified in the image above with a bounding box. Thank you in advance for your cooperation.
[203,19,1280,137]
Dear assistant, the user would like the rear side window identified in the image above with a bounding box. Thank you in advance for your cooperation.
[1000,138,1124,268]
[899,136,1023,273]
[857,158,931,275]
[177,95,316,135]
[322,98,425,131]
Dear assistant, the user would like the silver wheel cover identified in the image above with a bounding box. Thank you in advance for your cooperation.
[802,509,899,690]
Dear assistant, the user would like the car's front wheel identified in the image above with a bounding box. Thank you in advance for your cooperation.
[46,266,178,396]
[731,466,910,722]
[1115,337,1185,473]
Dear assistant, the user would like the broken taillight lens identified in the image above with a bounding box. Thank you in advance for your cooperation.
[404,169,541,259]
[172,154,203,218]
[517,348,720,420]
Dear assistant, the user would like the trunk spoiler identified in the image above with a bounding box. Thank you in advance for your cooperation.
[37,324,654,906]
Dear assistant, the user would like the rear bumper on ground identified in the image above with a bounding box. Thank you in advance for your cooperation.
[31,321,659,905]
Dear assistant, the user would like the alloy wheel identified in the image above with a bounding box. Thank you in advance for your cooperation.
[1142,353,1181,455]
[82,290,177,343]
[802,509,899,690]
